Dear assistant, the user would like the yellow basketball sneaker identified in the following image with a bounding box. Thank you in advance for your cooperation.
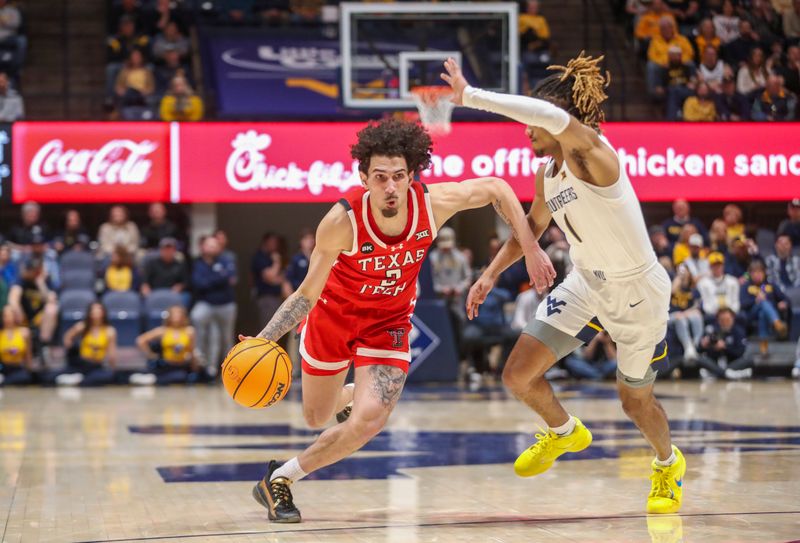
[513,417,593,477]
[647,445,686,514]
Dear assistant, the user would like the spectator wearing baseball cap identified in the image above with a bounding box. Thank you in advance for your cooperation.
[681,233,710,280]
[696,251,741,319]
[141,237,189,304]
[777,198,800,246]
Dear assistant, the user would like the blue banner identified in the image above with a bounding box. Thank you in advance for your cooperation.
[203,30,347,117]
[201,29,476,119]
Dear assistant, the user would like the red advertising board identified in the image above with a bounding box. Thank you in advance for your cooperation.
[604,123,800,202]
[12,122,170,203]
[11,121,800,203]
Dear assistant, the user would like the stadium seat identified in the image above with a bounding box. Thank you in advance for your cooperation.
[144,289,184,329]
[102,291,143,347]
[60,269,96,291]
[59,289,97,340]
[60,250,95,272]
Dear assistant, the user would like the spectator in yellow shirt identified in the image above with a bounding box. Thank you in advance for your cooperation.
[105,246,139,292]
[723,204,745,242]
[695,18,721,61]
[519,0,551,42]
[160,74,204,121]
[635,0,677,41]
[646,17,695,95]
[519,0,551,64]
[683,82,718,121]
[673,224,701,267]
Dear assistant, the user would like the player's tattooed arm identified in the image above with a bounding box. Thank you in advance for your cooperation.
[369,365,407,407]
[484,166,551,280]
[492,197,521,244]
[254,203,352,341]
[257,293,312,341]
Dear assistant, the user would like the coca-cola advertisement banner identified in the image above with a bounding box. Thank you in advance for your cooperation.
[12,122,170,203]
[12,121,800,203]
[179,122,800,203]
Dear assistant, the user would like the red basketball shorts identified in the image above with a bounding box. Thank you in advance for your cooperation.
[299,301,412,377]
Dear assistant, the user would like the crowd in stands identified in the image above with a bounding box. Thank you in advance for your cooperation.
[0,0,25,121]
[0,200,319,388]
[430,198,800,389]
[627,0,800,120]
[106,0,203,120]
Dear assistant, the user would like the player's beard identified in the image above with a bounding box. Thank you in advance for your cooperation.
[382,197,399,218]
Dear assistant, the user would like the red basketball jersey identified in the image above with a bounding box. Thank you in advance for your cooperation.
[320,182,437,320]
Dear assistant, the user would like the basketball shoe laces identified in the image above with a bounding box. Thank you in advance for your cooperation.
[649,469,673,500]
[270,478,295,508]
[527,427,558,457]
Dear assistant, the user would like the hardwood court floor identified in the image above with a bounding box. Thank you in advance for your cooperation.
[1,380,799,542]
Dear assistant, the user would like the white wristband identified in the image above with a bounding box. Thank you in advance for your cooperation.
[463,86,570,135]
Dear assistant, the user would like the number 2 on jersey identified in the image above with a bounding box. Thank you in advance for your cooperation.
[380,269,401,287]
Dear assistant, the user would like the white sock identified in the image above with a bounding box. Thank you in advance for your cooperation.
[655,449,677,467]
[550,416,576,436]
[270,457,307,483]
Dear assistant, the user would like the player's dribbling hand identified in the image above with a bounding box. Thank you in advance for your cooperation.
[238,334,254,342]
[524,245,556,294]
[440,57,468,106]
[466,275,494,320]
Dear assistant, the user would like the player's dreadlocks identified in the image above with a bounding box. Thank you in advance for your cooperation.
[351,119,433,175]
[531,51,610,131]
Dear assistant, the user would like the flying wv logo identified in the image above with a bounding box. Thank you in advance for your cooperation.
[546,296,567,316]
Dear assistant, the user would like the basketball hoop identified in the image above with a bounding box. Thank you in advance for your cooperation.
[410,86,455,135]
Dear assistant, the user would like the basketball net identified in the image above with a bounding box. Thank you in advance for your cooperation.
[410,86,455,135]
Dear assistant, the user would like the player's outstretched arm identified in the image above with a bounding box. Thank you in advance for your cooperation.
[428,176,555,294]
[465,168,552,319]
[255,205,352,342]
[481,166,551,281]
[441,58,618,187]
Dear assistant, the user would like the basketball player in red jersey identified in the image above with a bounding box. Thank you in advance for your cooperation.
[248,119,555,522]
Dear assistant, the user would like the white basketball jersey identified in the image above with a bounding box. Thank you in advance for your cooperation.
[543,136,655,279]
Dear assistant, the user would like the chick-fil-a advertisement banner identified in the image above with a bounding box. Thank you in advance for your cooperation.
[12,122,800,203]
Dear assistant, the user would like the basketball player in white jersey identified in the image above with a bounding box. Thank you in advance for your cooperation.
[442,54,686,514]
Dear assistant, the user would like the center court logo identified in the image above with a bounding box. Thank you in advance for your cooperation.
[138,417,800,482]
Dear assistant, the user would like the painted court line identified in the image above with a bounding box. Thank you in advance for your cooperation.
[73,509,800,543]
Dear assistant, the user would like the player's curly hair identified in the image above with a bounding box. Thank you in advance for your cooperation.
[351,119,433,175]
[531,51,610,131]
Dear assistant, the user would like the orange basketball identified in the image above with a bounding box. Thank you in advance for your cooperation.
[221,338,292,409]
